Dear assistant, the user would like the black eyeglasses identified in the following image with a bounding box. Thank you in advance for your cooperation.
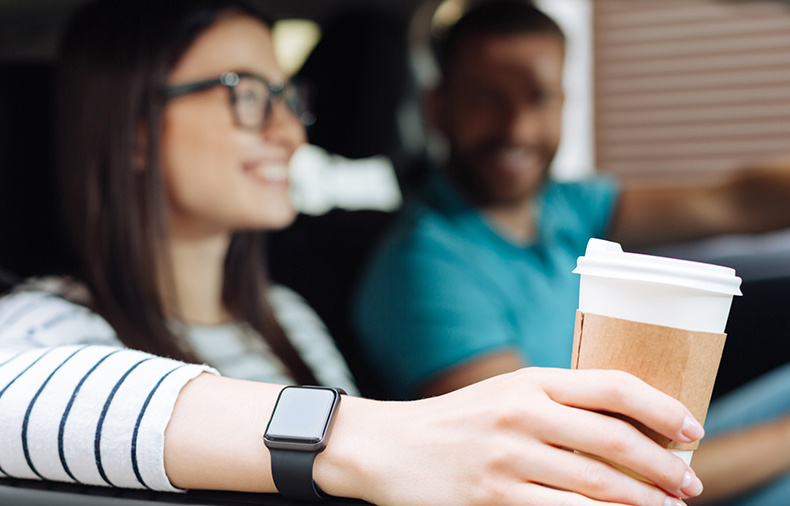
[166,71,315,130]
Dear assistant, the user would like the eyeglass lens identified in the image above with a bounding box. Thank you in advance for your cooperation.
[232,77,271,129]
[231,75,310,129]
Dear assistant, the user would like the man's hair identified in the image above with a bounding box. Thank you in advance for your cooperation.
[436,0,565,78]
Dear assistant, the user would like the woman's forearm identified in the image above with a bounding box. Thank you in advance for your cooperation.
[164,369,706,505]
[164,374,281,492]
[163,373,390,499]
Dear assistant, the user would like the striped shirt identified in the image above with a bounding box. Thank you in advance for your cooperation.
[0,279,357,492]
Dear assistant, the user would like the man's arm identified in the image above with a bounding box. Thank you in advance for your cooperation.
[419,349,524,398]
[608,160,790,249]
[688,414,790,504]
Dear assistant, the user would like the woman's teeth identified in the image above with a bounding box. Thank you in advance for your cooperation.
[254,164,288,182]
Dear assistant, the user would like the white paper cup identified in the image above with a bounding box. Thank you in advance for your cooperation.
[573,238,742,465]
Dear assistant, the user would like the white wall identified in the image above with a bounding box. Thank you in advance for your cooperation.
[535,0,595,180]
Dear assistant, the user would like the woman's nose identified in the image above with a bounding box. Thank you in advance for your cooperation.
[262,100,307,148]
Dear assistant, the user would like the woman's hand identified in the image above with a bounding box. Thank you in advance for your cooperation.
[317,368,705,505]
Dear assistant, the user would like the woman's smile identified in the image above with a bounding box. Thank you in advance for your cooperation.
[244,159,289,186]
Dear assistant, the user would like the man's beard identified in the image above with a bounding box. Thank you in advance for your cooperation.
[447,143,553,207]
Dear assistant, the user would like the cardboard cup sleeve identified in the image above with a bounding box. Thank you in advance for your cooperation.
[571,310,727,451]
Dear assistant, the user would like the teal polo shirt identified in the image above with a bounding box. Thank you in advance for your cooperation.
[354,174,619,399]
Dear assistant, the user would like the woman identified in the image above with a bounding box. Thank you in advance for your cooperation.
[0,0,704,504]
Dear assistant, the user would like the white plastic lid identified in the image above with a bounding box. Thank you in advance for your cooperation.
[573,239,742,296]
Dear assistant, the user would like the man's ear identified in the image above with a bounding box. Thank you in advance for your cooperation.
[134,123,147,172]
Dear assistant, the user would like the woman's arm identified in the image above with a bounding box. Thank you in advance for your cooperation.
[0,345,212,490]
[0,289,706,504]
[165,368,704,505]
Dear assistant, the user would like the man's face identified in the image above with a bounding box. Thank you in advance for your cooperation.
[433,33,565,207]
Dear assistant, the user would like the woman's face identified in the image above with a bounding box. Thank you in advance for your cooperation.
[162,14,306,238]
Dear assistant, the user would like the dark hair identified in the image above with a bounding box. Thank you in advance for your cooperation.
[436,0,566,78]
[58,0,318,385]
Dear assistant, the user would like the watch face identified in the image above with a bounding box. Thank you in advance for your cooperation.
[264,387,339,448]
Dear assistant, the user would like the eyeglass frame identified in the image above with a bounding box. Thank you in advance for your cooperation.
[165,71,314,131]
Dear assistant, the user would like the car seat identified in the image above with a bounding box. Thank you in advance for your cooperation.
[0,61,73,281]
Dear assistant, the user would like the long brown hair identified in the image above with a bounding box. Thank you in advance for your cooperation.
[57,0,318,385]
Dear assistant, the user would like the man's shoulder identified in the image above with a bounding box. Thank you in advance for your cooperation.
[543,175,619,198]
[379,198,482,266]
[389,174,485,244]
[541,176,620,217]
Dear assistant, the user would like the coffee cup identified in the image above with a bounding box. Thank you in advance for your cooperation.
[572,238,742,464]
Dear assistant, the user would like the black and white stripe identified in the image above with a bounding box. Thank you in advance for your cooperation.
[0,290,120,349]
[58,348,122,483]
[0,347,53,478]
[130,365,185,489]
[0,345,213,491]
[21,345,86,480]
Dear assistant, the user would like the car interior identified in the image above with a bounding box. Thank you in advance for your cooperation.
[3,0,790,503]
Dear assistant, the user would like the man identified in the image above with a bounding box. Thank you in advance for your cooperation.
[354,2,790,503]
[354,0,790,401]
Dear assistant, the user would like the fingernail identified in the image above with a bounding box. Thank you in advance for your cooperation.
[680,468,703,497]
[664,497,685,506]
[680,414,705,442]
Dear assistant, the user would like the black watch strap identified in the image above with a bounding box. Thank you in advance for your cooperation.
[269,448,326,501]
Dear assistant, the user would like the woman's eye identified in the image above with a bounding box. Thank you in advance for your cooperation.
[237,89,263,106]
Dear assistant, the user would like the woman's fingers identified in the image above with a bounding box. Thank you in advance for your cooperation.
[518,422,693,504]
[537,368,705,445]
[508,481,682,506]
[544,405,697,498]
[474,368,704,500]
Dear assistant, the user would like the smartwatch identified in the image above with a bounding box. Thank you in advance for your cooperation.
[263,386,345,501]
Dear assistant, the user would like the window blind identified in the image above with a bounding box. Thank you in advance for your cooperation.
[593,0,790,180]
